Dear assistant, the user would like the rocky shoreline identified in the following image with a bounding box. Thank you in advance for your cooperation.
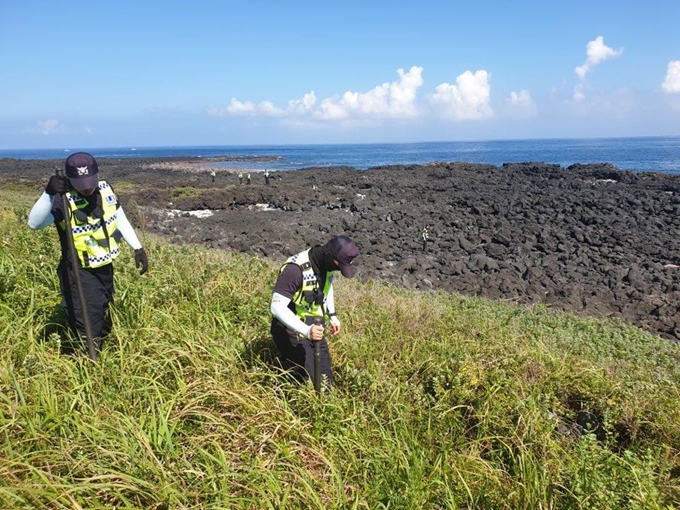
[4,157,680,341]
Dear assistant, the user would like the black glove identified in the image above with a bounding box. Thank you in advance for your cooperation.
[134,248,148,275]
[45,175,69,195]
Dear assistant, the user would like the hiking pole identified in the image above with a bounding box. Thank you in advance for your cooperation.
[56,168,98,362]
[313,318,323,394]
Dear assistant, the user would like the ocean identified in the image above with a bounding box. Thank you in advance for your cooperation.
[2,136,680,175]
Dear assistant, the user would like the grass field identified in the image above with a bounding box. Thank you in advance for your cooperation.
[1,189,680,509]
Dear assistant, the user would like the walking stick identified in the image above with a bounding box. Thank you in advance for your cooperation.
[313,317,323,394]
[56,168,98,361]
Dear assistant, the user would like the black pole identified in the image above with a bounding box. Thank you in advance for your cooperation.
[313,318,322,394]
[56,168,98,361]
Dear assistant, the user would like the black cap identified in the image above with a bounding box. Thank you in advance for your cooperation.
[325,235,359,278]
[65,152,99,192]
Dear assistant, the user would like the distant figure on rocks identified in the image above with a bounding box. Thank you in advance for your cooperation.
[264,169,270,185]
[247,172,251,185]
[210,169,216,183]
[422,225,430,251]
[27,152,148,356]
[238,171,243,185]
[270,235,359,390]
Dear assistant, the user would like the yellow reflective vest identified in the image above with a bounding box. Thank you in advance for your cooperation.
[280,249,333,321]
[63,181,122,268]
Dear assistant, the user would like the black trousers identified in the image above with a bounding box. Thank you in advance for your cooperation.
[57,259,114,348]
[271,319,333,388]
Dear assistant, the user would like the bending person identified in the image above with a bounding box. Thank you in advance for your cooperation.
[270,235,359,389]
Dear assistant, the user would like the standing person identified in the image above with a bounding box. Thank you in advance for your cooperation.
[27,152,149,355]
[264,169,270,185]
[421,225,430,251]
[270,235,359,389]
[246,172,251,185]
[238,171,243,185]
[210,169,216,183]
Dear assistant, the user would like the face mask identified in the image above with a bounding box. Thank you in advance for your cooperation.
[320,248,338,272]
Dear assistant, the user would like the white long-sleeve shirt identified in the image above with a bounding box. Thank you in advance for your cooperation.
[28,191,142,250]
[270,271,339,339]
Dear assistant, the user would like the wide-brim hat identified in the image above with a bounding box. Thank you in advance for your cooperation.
[65,152,99,192]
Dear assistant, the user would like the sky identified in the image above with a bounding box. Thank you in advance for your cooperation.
[1,0,680,149]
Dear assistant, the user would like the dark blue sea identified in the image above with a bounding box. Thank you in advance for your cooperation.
[2,136,680,175]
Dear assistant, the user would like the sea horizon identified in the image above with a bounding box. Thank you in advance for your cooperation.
[2,135,679,175]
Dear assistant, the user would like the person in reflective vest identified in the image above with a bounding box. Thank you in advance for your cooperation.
[422,225,430,251]
[270,235,359,388]
[28,152,148,355]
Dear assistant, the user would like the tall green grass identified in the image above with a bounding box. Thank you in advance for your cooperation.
[1,199,680,509]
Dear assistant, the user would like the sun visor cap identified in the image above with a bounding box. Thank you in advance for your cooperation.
[326,235,359,278]
[65,152,99,192]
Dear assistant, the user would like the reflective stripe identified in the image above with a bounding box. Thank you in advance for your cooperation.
[280,249,332,320]
[85,247,121,266]
[71,214,117,234]
[66,180,121,268]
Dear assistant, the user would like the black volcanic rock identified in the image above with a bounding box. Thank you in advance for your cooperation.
[4,157,679,341]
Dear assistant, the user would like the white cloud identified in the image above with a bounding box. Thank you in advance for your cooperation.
[24,119,59,135]
[430,70,494,120]
[568,87,637,118]
[225,99,256,115]
[506,89,538,116]
[316,98,351,120]
[207,103,242,116]
[256,100,286,117]
[315,66,424,120]
[573,83,586,102]
[216,98,286,117]
[215,66,424,122]
[662,60,680,94]
[575,36,624,78]
[287,91,317,114]
[39,119,59,134]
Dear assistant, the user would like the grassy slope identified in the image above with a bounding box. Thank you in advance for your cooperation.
[1,189,680,509]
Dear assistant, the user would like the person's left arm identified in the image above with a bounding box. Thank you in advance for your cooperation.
[117,207,142,249]
[325,283,341,335]
[117,207,148,274]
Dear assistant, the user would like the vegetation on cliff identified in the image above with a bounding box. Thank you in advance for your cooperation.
[1,192,679,509]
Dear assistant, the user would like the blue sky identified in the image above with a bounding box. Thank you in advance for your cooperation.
[1,0,679,149]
